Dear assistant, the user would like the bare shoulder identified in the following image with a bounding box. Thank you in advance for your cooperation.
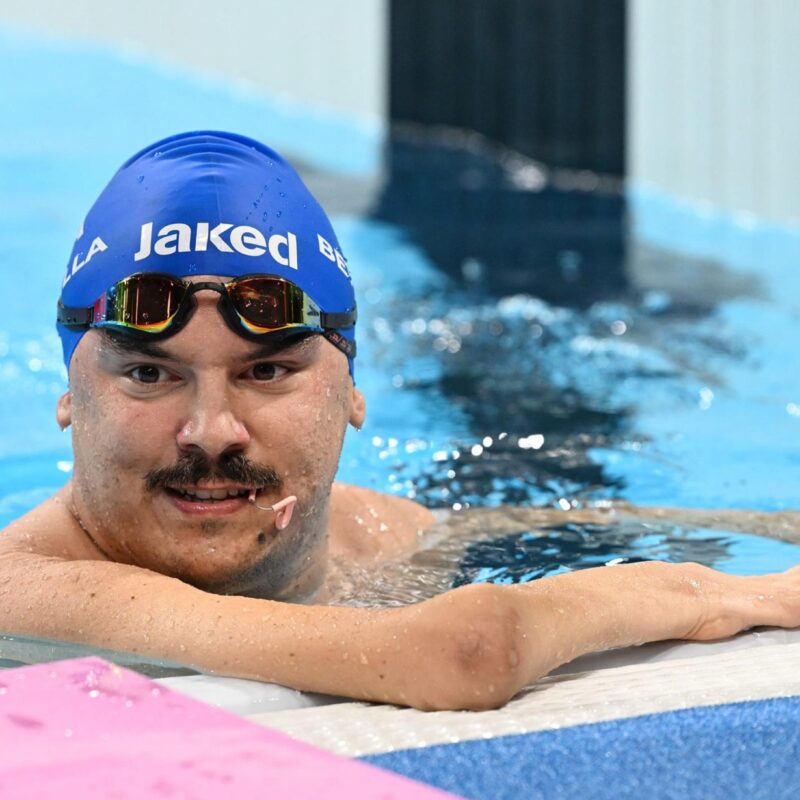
[0,484,103,561]
[328,482,436,560]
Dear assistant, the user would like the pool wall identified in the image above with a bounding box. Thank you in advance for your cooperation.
[629,0,800,227]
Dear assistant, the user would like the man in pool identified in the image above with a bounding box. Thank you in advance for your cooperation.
[1,131,798,710]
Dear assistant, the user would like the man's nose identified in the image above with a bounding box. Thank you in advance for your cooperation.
[176,381,251,458]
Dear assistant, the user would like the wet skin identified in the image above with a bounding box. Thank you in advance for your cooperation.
[48,282,432,600]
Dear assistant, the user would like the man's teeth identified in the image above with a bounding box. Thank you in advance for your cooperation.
[176,488,251,500]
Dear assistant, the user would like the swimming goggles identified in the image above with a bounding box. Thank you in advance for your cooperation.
[57,272,357,358]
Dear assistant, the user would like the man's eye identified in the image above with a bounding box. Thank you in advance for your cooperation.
[251,363,288,381]
[128,365,165,384]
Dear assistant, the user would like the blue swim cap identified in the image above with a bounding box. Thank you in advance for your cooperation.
[58,131,356,377]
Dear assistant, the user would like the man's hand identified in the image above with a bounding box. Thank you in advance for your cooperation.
[680,563,800,640]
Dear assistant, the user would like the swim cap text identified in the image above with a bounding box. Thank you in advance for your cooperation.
[134,222,299,269]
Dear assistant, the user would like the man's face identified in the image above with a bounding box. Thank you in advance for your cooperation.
[58,281,365,599]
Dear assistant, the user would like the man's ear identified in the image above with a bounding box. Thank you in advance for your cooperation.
[349,386,366,430]
[56,391,72,430]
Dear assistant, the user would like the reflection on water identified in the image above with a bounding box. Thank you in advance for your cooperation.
[354,130,780,517]
[356,248,757,511]
[454,524,732,587]
[330,131,800,605]
[324,506,800,608]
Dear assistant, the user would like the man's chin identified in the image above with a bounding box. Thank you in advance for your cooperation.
[138,527,283,590]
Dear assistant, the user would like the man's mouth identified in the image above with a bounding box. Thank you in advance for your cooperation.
[167,485,255,501]
[162,484,268,515]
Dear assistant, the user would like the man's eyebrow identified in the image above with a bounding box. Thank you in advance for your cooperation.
[99,329,174,360]
[240,334,319,361]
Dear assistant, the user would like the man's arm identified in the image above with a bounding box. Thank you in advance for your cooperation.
[2,542,800,709]
[0,548,442,704]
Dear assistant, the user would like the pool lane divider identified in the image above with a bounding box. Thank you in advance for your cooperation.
[0,657,457,799]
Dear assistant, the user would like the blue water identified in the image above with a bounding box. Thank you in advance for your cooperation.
[0,25,799,578]
[452,522,800,585]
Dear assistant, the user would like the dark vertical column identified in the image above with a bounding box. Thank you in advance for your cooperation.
[388,0,626,174]
[377,1,632,504]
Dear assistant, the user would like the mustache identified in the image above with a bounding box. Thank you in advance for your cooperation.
[144,452,282,492]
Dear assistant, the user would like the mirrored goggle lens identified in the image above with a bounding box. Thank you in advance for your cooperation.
[100,275,187,332]
[228,277,311,333]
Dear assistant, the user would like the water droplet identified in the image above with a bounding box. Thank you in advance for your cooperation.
[276,210,282,217]
[262,211,268,221]
[137,175,145,183]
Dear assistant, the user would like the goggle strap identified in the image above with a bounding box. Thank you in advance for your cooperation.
[320,309,357,328]
[323,330,356,359]
[57,301,93,328]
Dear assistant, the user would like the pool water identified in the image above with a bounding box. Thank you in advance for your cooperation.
[320,506,800,607]
[453,522,800,586]
[1,26,799,590]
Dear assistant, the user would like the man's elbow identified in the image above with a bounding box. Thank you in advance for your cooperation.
[409,583,530,711]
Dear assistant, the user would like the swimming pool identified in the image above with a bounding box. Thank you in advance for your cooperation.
[1,23,800,800]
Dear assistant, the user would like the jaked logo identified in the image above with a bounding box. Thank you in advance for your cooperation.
[134,222,299,269]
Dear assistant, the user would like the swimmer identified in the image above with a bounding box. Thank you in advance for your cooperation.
[1,131,799,710]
